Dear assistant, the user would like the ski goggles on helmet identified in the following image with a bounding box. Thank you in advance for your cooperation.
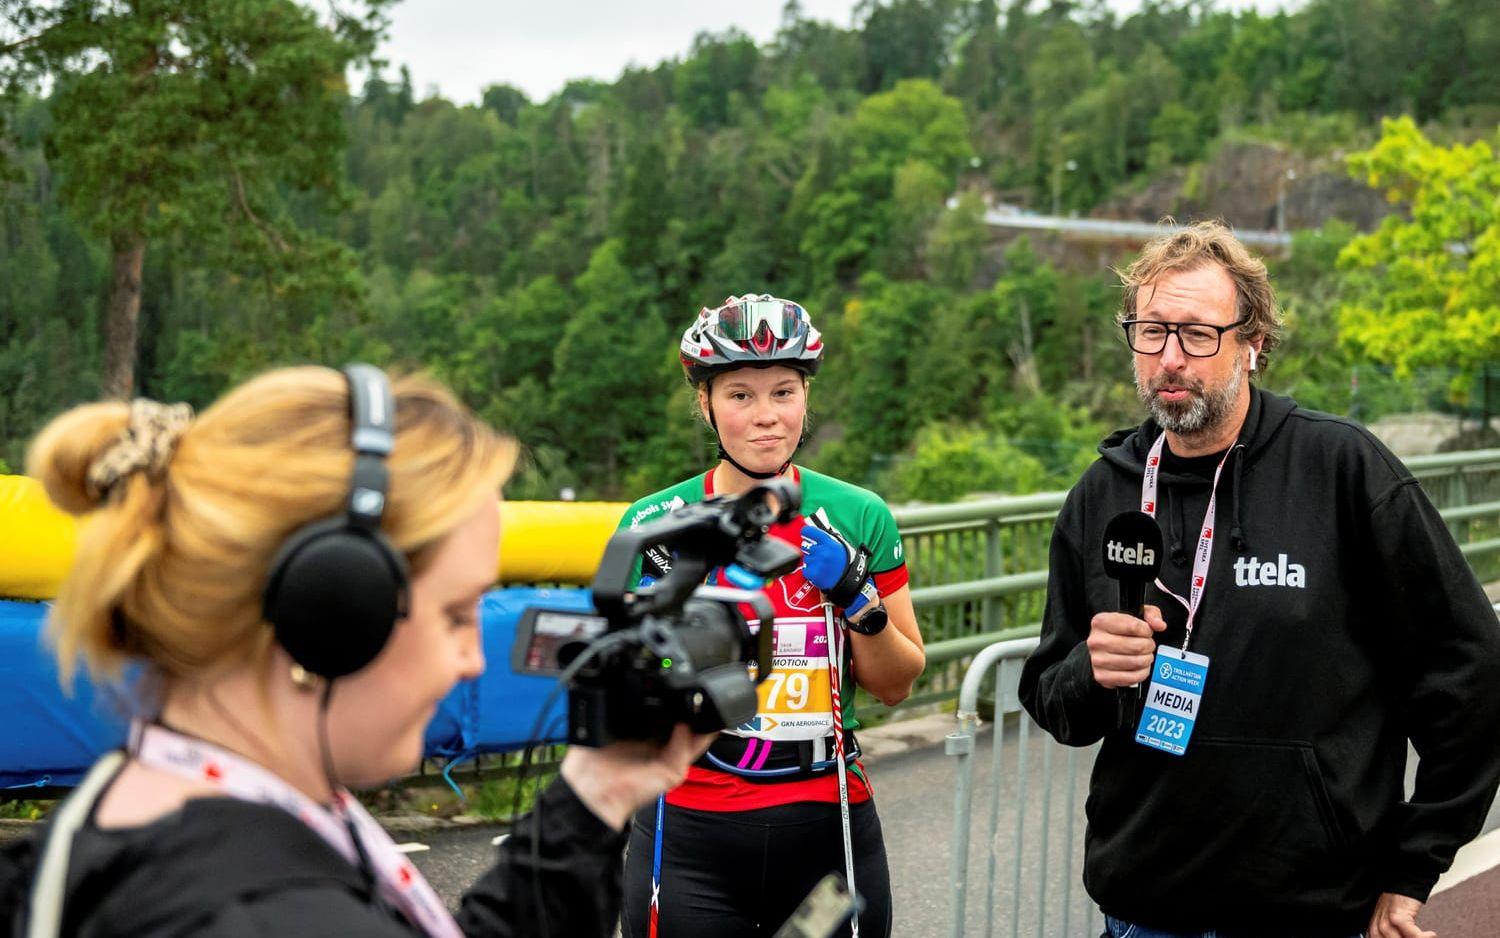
[707,296,809,343]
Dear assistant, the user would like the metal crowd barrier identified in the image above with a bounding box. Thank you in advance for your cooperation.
[945,606,1500,938]
[946,636,1101,938]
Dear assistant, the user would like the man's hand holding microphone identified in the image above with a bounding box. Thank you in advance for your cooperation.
[1087,605,1168,688]
[1093,510,1167,690]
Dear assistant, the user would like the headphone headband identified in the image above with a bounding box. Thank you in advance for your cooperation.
[345,363,396,455]
[343,364,396,532]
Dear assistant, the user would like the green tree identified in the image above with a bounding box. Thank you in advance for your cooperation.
[857,0,958,92]
[992,238,1061,396]
[674,30,761,129]
[881,423,1049,502]
[1338,117,1500,400]
[793,79,971,288]
[926,191,989,290]
[481,83,529,127]
[3,0,390,397]
[550,240,668,493]
[945,0,1002,112]
[1256,222,1356,413]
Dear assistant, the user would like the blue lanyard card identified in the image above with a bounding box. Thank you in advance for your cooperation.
[1134,647,1210,756]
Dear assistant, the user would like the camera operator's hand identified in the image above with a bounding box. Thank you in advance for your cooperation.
[559,725,715,830]
[800,509,879,618]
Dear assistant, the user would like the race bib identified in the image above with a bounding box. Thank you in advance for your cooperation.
[1134,647,1209,757]
[731,616,836,741]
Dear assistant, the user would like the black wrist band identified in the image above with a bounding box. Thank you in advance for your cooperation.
[829,544,872,607]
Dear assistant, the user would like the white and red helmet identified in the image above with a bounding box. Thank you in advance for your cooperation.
[679,294,824,385]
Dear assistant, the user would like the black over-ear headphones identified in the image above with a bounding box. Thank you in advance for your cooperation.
[262,364,410,679]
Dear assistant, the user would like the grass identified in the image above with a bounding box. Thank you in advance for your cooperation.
[467,770,554,822]
[0,800,53,821]
[356,759,559,823]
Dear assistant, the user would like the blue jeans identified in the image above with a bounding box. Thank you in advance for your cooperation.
[1103,917,1365,938]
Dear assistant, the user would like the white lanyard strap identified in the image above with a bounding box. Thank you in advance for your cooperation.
[1140,433,1239,649]
[131,721,463,938]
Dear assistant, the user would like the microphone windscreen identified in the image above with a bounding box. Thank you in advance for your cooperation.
[1102,511,1164,582]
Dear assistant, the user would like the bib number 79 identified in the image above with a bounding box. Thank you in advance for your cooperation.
[763,672,811,711]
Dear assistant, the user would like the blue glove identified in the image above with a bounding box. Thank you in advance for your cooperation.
[800,510,878,618]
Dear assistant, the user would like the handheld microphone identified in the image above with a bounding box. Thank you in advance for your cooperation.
[1101,510,1164,618]
[1102,511,1164,703]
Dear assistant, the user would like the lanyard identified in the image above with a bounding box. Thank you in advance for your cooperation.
[1139,433,1239,649]
[130,721,463,938]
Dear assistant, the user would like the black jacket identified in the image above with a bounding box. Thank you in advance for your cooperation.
[0,777,626,937]
[1019,388,1500,937]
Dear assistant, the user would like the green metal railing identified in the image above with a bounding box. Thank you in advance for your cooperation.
[858,447,1500,719]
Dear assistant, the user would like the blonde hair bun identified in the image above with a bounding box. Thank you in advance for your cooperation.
[27,402,133,515]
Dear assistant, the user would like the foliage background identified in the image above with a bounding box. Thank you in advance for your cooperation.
[4,0,1499,501]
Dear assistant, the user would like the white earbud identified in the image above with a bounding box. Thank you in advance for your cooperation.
[1249,347,1259,372]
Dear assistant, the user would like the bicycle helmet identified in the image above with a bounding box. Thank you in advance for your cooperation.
[679,294,823,385]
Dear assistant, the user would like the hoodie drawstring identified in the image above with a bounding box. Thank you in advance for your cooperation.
[1169,492,1188,566]
[1164,443,1249,561]
[1228,444,1248,553]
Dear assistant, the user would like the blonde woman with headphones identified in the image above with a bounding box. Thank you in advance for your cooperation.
[0,365,707,938]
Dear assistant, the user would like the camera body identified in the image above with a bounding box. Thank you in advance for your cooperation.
[512,479,803,747]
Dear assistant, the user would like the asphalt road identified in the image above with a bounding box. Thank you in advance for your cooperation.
[403,717,1095,935]
[402,716,1107,935]
[404,718,1500,937]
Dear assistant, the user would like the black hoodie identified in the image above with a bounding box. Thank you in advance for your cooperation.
[1019,388,1500,937]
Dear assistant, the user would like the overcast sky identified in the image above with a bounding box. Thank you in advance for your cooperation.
[372,0,1301,105]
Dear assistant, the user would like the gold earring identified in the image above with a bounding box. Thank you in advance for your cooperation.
[289,663,321,691]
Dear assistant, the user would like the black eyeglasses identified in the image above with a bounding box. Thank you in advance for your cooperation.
[1121,317,1247,357]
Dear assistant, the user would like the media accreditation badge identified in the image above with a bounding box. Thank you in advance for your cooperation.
[1135,647,1209,756]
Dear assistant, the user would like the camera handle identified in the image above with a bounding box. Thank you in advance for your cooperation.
[588,519,713,622]
[689,586,775,683]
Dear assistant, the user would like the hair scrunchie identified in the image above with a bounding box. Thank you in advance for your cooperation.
[85,399,195,502]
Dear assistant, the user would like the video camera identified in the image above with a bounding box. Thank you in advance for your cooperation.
[512,478,803,747]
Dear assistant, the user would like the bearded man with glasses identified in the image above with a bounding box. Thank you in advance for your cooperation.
[1018,220,1500,938]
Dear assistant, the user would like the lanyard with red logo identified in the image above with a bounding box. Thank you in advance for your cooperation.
[130,721,463,938]
[1139,433,1240,649]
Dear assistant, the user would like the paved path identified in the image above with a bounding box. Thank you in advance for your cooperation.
[402,715,1500,936]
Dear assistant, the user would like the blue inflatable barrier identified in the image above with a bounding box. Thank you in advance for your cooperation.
[0,588,588,790]
[422,588,588,765]
[0,600,130,789]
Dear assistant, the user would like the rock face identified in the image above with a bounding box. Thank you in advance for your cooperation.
[1366,412,1500,457]
[969,139,1394,279]
[1092,141,1392,234]
[1094,140,1391,233]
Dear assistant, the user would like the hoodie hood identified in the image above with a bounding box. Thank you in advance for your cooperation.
[1096,387,1300,559]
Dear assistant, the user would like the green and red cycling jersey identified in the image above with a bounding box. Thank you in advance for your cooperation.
[617,466,908,812]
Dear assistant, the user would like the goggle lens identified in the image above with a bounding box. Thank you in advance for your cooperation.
[711,299,805,342]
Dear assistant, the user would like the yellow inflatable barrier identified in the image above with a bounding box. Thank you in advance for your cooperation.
[0,475,627,599]
[497,500,629,586]
[0,476,79,601]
